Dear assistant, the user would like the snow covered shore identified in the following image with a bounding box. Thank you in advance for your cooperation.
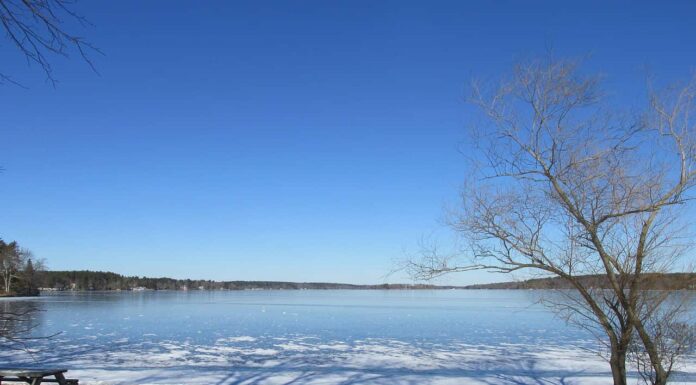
[4,336,696,385]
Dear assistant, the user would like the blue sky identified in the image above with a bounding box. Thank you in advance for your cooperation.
[1,1,695,284]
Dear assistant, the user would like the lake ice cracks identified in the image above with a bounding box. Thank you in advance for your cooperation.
[4,335,696,385]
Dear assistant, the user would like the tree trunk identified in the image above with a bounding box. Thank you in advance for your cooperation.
[653,368,668,385]
[631,316,669,385]
[3,270,10,293]
[610,348,627,385]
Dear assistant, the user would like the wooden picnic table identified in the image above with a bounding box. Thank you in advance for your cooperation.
[0,368,78,385]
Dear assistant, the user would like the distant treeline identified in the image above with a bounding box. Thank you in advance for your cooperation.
[30,270,696,292]
[464,273,696,290]
[37,270,463,291]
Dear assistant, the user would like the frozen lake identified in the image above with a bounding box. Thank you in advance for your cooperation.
[1,290,694,384]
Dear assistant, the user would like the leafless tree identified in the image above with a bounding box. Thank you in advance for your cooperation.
[405,58,696,385]
[0,241,28,294]
[0,0,100,85]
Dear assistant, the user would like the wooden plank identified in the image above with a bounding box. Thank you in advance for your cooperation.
[0,370,76,385]
[0,371,66,378]
[0,380,76,384]
[53,373,66,385]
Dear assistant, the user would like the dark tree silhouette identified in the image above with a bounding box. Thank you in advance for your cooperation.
[0,0,100,85]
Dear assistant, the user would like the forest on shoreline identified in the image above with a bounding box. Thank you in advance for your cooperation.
[30,270,696,293]
[35,270,464,292]
[5,240,696,296]
[464,273,696,291]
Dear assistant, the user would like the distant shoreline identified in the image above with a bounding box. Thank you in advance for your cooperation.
[464,272,696,291]
[37,285,468,292]
[35,270,467,292]
[37,286,466,293]
[27,270,696,293]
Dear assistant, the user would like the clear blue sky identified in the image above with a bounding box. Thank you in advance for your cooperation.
[1,1,695,284]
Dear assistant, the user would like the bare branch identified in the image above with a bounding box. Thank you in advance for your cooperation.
[0,0,102,85]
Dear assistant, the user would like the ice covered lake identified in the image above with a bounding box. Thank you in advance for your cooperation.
[2,290,695,384]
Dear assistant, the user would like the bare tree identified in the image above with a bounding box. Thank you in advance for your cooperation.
[406,58,696,385]
[0,242,39,296]
[0,240,26,294]
[0,0,100,85]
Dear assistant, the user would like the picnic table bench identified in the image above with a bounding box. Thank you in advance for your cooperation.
[0,369,78,385]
